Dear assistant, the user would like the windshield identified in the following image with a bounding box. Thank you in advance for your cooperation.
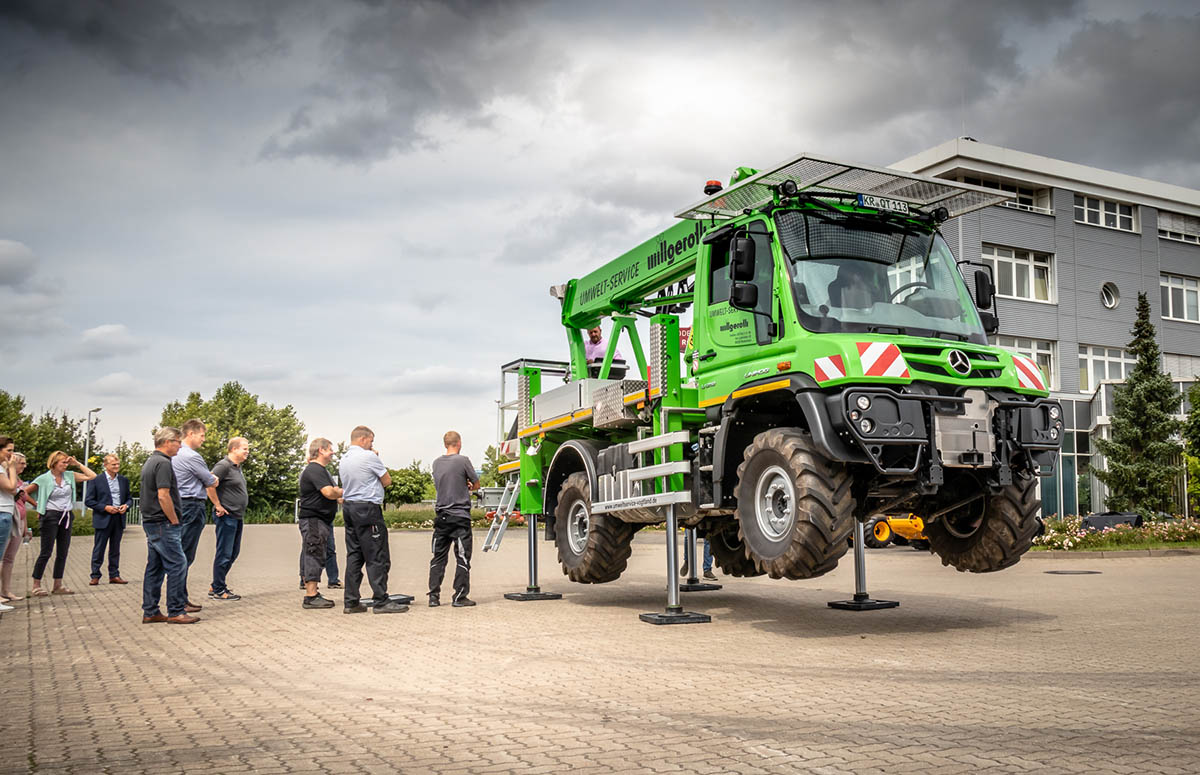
[775,209,986,344]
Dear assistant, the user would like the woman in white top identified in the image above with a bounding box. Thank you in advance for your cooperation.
[0,437,19,611]
[24,450,96,596]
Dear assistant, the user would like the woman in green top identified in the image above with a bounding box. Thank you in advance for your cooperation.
[24,450,96,596]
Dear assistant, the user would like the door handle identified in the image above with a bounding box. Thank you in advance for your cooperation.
[698,350,717,362]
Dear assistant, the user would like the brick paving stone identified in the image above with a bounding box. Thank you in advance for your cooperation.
[2,526,1199,774]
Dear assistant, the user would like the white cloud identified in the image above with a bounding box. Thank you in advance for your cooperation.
[89,371,143,397]
[72,323,145,360]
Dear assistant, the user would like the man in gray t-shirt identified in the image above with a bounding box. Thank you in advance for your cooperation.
[208,437,250,600]
[428,430,480,607]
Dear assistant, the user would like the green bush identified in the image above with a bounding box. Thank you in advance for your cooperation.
[29,510,94,537]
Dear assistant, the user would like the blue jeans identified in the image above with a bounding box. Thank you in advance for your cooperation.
[143,521,187,617]
[179,498,207,598]
[0,513,11,568]
[703,538,713,572]
[211,514,243,594]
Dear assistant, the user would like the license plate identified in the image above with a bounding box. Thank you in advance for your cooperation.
[858,194,910,214]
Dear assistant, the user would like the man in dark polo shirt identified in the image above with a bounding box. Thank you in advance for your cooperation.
[428,430,480,608]
[140,426,198,624]
[298,437,342,610]
[208,437,250,601]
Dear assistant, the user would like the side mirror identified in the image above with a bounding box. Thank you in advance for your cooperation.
[730,282,758,310]
[979,310,999,335]
[731,237,756,281]
[974,270,995,310]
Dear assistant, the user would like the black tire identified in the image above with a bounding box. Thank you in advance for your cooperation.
[733,428,855,579]
[909,539,930,551]
[553,472,636,584]
[891,535,910,547]
[923,474,1040,573]
[863,515,892,549]
[707,523,765,577]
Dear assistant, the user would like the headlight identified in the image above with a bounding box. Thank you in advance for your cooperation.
[1049,406,1060,420]
[856,395,871,411]
[860,418,874,434]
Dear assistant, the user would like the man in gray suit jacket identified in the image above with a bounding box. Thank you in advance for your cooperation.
[85,454,132,584]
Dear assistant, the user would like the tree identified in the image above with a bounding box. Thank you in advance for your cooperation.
[479,445,505,487]
[1183,382,1200,459]
[160,382,306,510]
[24,409,87,474]
[385,460,433,505]
[1096,292,1183,515]
[111,440,151,497]
[0,390,34,449]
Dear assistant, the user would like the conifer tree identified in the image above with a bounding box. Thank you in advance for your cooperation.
[1095,292,1182,514]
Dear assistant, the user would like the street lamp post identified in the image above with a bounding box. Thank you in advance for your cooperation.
[83,407,102,508]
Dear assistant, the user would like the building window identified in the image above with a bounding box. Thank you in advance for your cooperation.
[1078,345,1136,393]
[1073,194,1135,232]
[981,244,1054,302]
[1158,211,1200,244]
[992,335,1056,390]
[1100,282,1120,309]
[962,175,1051,213]
[1161,273,1200,322]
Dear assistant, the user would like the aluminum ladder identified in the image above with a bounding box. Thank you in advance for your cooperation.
[482,475,520,552]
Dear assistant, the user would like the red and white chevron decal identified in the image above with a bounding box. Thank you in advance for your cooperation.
[813,354,845,383]
[857,342,910,378]
[1011,353,1046,391]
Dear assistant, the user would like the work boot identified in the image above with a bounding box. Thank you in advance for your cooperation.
[428,595,440,608]
[303,594,335,610]
[703,569,717,581]
[344,602,368,614]
[372,600,409,614]
[452,597,476,608]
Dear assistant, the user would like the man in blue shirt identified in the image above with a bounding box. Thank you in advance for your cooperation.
[171,419,216,612]
[338,425,406,614]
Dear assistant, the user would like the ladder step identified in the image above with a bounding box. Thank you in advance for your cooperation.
[699,464,713,472]
[698,426,719,436]
[699,503,716,509]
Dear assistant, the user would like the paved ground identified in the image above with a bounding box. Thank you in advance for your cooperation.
[2,524,1198,775]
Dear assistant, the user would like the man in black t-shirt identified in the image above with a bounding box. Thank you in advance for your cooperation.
[298,438,343,609]
[140,426,198,624]
[428,430,480,607]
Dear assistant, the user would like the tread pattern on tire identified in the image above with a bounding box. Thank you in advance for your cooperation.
[733,428,855,580]
[554,472,636,584]
[923,474,1040,573]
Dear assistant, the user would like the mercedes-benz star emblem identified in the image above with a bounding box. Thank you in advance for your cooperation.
[947,350,972,376]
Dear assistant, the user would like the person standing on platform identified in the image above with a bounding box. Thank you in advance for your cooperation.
[208,437,249,601]
[172,419,216,612]
[428,431,480,608]
[338,426,406,615]
[140,427,197,624]
[85,454,131,585]
[298,438,342,610]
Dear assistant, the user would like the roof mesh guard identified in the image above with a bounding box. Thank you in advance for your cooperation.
[675,152,1012,221]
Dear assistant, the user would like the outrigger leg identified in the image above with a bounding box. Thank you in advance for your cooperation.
[504,513,562,601]
[679,526,721,592]
[640,506,710,624]
[828,519,899,611]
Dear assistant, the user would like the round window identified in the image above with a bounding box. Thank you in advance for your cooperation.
[1100,282,1120,309]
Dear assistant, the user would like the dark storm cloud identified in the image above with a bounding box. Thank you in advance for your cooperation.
[0,0,283,83]
[260,0,559,163]
[984,13,1200,185]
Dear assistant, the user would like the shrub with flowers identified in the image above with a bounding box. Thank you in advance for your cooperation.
[1034,514,1200,550]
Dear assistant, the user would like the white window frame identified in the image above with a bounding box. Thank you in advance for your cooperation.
[1073,194,1136,232]
[1078,345,1136,394]
[1160,273,1200,323]
[981,244,1055,304]
[993,335,1057,391]
[962,175,1052,213]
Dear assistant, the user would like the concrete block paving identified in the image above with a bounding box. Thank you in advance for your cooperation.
[1,526,1198,774]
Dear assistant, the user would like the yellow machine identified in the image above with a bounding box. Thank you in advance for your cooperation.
[865,515,930,550]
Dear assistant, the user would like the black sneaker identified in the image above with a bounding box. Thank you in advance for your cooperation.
[452,597,476,608]
[212,590,241,601]
[344,602,368,614]
[428,596,440,608]
[372,600,409,614]
[208,587,216,598]
[303,594,335,610]
[327,581,343,589]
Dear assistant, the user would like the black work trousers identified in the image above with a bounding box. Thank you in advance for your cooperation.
[342,501,390,606]
[428,515,472,602]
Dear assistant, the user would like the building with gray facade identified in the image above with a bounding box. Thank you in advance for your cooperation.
[893,138,1200,517]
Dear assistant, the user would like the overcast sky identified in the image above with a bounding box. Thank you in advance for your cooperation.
[2,0,1198,468]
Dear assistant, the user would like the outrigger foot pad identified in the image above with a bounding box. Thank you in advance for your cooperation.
[504,590,563,601]
[639,610,711,625]
[828,593,899,611]
[679,582,722,592]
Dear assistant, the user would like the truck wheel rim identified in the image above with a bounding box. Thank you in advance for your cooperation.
[567,500,589,554]
[755,465,795,541]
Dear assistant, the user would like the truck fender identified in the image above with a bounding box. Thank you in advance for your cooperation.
[542,439,602,525]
